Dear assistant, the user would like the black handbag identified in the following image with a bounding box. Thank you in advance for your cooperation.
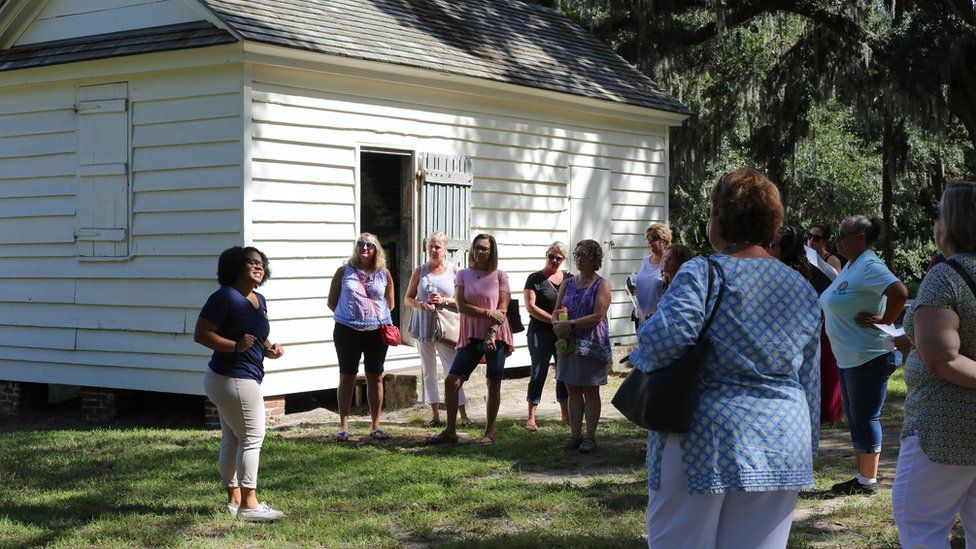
[507,299,525,333]
[611,257,725,433]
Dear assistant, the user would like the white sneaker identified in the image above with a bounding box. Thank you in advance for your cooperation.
[236,502,284,522]
[227,504,239,518]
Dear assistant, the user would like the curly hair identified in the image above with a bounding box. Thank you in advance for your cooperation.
[348,232,387,270]
[775,226,811,279]
[710,169,783,247]
[573,239,604,271]
[217,246,270,286]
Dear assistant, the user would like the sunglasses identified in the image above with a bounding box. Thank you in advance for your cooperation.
[837,231,863,239]
[245,258,264,267]
[807,233,824,243]
[356,241,376,250]
[547,254,565,262]
[474,246,491,253]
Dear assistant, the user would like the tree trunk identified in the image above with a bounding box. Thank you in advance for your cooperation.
[880,113,903,265]
[948,44,976,154]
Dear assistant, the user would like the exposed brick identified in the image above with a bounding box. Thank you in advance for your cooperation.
[81,387,119,422]
[382,374,418,410]
[264,395,286,420]
[0,381,47,415]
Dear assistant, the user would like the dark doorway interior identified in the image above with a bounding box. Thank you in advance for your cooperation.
[360,151,412,329]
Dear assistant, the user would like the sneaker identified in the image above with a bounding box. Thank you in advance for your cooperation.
[830,477,877,495]
[237,502,284,522]
[227,504,239,518]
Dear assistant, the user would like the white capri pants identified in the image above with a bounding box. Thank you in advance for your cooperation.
[893,434,976,548]
[646,435,798,549]
[418,340,466,406]
[204,368,266,489]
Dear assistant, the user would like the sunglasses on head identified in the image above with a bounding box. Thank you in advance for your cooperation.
[356,241,376,250]
[807,233,824,243]
[547,254,565,262]
[245,258,264,267]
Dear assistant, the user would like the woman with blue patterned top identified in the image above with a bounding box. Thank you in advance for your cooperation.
[631,169,821,548]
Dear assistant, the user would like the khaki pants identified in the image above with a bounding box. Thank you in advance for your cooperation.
[204,369,265,489]
[418,340,465,406]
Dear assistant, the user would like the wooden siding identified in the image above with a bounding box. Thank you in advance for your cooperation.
[13,0,205,46]
[247,64,668,396]
[0,65,243,395]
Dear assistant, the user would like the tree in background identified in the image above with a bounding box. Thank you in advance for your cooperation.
[535,0,975,284]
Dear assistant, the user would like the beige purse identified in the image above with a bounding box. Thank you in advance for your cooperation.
[435,308,460,346]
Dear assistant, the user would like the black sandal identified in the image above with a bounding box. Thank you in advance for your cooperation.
[563,436,582,450]
[579,437,597,454]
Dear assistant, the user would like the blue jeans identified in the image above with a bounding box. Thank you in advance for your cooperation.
[838,352,897,453]
[526,330,567,404]
[449,339,507,381]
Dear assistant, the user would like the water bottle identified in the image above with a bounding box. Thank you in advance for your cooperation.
[426,282,439,304]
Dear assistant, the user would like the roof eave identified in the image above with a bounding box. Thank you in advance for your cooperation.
[242,40,691,127]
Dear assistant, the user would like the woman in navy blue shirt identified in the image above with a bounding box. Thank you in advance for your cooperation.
[195,246,285,522]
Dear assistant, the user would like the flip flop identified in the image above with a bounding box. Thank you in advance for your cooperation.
[371,428,390,440]
[459,418,474,428]
[425,431,459,445]
[525,420,539,432]
[479,434,495,446]
[425,419,444,428]
[334,430,350,442]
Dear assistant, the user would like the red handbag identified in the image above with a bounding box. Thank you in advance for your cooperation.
[354,268,401,346]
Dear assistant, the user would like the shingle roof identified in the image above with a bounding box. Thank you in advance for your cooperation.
[0,21,235,71]
[199,0,691,115]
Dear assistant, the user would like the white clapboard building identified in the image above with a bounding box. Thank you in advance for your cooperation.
[0,0,690,399]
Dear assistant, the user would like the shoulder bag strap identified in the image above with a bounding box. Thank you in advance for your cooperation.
[697,257,726,340]
[354,267,384,321]
[946,258,976,301]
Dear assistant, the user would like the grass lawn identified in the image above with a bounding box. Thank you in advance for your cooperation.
[0,418,650,548]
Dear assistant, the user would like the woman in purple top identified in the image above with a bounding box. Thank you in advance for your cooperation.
[328,233,396,442]
[195,246,285,522]
[553,239,612,454]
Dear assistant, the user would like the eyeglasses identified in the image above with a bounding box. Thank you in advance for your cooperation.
[547,254,565,262]
[837,231,863,239]
[807,233,824,243]
[573,252,589,260]
[356,241,376,250]
[245,258,264,267]
[474,246,491,253]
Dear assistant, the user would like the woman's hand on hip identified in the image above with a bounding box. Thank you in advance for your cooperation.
[854,312,883,328]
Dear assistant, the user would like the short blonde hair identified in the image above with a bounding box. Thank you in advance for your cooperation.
[644,223,673,246]
[942,182,976,253]
[546,241,568,258]
[347,232,387,270]
[426,230,448,249]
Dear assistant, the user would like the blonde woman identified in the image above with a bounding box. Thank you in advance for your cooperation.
[405,231,471,427]
[635,223,672,321]
[327,233,395,442]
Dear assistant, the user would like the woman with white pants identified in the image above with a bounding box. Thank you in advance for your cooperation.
[893,182,976,548]
[630,169,821,548]
[405,231,470,427]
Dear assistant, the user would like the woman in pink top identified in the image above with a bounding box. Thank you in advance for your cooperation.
[428,234,513,445]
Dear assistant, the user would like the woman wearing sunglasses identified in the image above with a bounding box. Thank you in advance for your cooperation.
[634,223,672,322]
[523,241,571,430]
[807,222,842,274]
[195,246,285,521]
[429,233,513,445]
[328,233,395,442]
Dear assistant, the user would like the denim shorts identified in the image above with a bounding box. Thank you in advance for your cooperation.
[449,339,506,381]
[838,352,897,453]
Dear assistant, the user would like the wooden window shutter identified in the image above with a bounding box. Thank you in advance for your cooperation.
[75,82,129,257]
[421,153,472,264]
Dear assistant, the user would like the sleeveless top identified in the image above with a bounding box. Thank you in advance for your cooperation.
[901,253,976,465]
[407,262,457,341]
[562,275,611,361]
[333,265,391,331]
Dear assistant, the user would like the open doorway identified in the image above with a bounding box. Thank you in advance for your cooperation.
[359,150,415,331]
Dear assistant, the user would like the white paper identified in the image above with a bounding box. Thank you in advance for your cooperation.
[875,323,905,338]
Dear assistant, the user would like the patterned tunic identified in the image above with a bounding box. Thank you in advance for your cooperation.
[901,253,976,465]
[562,275,611,361]
[629,255,822,494]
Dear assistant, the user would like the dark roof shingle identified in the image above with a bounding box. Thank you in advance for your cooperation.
[200,0,690,115]
[0,21,235,71]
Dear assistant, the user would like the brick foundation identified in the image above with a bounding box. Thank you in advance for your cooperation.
[382,374,418,410]
[81,387,119,422]
[0,380,47,415]
[203,398,221,429]
[264,395,286,419]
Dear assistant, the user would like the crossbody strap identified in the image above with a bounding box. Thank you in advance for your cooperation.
[946,258,976,301]
[353,267,384,321]
[697,257,726,340]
